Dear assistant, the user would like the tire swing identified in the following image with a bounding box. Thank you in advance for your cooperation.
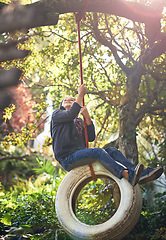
[56,8,142,240]
[55,161,142,240]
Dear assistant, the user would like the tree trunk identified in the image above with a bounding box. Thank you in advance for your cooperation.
[118,63,144,164]
[119,101,138,164]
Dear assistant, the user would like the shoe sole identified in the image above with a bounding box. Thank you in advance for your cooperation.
[139,167,163,185]
[132,164,144,187]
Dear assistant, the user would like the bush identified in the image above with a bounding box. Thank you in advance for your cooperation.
[0,169,72,240]
[0,159,165,240]
[123,191,166,240]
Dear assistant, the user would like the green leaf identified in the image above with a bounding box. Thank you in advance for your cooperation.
[0,213,11,226]
[19,224,33,233]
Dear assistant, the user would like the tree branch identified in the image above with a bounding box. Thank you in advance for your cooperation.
[142,37,166,65]
[0,0,164,37]
[0,68,22,88]
[0,3,59,34]
[92,13,130,74]
[135,83,165,126]
[33,0,163,23]
[0,40,30,62]
[0,154,28,162]
[148,103,166,114]
[104,15,135,63]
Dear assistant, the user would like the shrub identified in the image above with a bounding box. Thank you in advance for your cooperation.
[123,191,166,240]
[0,169,72,240]
[1,159,165,240]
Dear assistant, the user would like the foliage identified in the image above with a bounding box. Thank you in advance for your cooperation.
[0,162,70,240]
[1,10,165,159]
[3,104,16,123]
[2,83,48,148]
[3,84,35,132]
[137,119,166,169]
[0,1,165,239]
[123,191,166,240]
[76,178,119,225]
[1,161,166,240]
[0,145,54,190]
[0,5,165,161]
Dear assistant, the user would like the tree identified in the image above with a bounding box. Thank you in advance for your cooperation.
[86,11,166,163]
[0,0,165,164]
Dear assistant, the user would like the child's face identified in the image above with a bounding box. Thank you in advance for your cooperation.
[62,96,75,110]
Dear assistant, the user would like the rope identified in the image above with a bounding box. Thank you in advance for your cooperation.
[74,0,89,23]
[74,3,97,182]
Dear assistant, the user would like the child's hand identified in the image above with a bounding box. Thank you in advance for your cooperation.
[78,83,86,96]
[80,106,92,125]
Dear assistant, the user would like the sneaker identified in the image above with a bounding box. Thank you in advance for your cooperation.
[129,163,144,186]
[139,167,163,185]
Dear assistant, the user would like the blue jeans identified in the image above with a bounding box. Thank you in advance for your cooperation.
[59,147,135,179]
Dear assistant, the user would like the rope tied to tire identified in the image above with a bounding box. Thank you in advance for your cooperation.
[74,2,97,182]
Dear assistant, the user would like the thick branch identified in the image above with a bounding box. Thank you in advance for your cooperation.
[0,0,164,34]
[0,4,59,34]
[142,37,166,65]
[0,89,11,110]
[0,154,28,162]
[0,68,22,110]
[0,68,22,88]
[148,103,166,114]
[32,0,163,22]
[0,40,30,62]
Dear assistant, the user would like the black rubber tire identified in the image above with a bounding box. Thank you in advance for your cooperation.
[55,161,142,240]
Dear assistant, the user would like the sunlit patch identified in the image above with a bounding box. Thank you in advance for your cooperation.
[122,0,162,19]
